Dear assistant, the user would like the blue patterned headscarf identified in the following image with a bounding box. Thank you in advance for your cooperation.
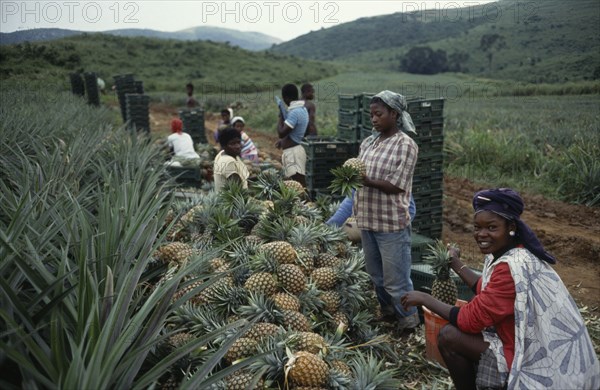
[473,188,556,264]
[373,90,417,134]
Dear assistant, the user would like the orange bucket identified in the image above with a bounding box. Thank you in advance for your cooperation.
[423,299,467,367]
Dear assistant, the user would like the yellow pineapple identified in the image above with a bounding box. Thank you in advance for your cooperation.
[330,360,353,377]
[278,264,307,295]
[155,242,195,267]
[244,272,278,296]
[282,310,311,332]
[296,332,327,354]
[245,322,281,341]
[224,337,258,364]
[259,241,297,264]
[226,370,265,390]
[343,157,366,177]
[314,253,342,268]
[320,290,341,313]
[283,179,306,195]
[425,240,458,306]
[286,351,329,387]
[272,292,301,312]
[310,267,338,290]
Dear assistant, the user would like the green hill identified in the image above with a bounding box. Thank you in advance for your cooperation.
[272,0,600,83]
[0,33,337,91]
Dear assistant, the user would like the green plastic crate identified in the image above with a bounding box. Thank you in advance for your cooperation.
[301,138,356,160]
[411,263,478,301]
[337,124,361,143]
[338,110,361,126]
[338,94,362,112]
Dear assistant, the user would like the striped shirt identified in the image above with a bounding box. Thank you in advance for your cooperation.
[353,131,418,232]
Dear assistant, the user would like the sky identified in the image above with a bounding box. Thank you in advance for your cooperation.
[1,0,498,41]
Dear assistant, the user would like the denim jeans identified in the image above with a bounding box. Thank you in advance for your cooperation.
[361,226,416,318]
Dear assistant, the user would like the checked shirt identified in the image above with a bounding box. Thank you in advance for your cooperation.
[354,131,418,232]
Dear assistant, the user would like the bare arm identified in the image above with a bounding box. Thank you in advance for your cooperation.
[306,102,317,136]
[277,114,292,139]
[401,291,454,321]
[448,246,480,289]
[363,177,403,195]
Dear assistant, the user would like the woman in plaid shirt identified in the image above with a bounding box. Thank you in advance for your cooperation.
[354,90,419,332]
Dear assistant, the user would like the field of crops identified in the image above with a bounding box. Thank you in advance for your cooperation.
[157,71,599,206]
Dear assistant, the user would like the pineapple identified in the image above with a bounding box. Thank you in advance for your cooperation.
[295,246,316,276]
[425,240,459,306]
[271,292,301,312]
[283,179,306,195]
[224,337,258,364]
[319,290,341,314]
[244,272,279,296]
[245,322,281,341]
[259,241,297,264]
[330,360,353,377]
[314,253,342,268]
[295,332,327,354]
[168,332,194,348]
[278,264,307,295]
[328,158,366,197]
[192,276,234,305]
[155,242,196,267]
[225,370,265,390]
[310,267,338,290]
[286,351,329,387]
[282,310,312,332]
[331,311,349,328]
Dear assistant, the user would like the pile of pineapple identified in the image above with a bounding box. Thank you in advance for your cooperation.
[151,170,406,389]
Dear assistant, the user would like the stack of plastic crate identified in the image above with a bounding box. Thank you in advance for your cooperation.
[125,94,150,133]
[301,137,356,199]
[178,108,206,144]
[337,94,363,144]
[83,72,100,107]
[113,74,137,123]
[69,73,85,97]
[408,99,445,239]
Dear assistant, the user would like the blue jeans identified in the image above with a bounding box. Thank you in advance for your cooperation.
[361,227,416,318]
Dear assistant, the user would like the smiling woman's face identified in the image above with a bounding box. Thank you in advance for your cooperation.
[473,210,515,257]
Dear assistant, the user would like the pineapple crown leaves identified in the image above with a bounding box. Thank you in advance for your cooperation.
[348,352,402,390]
[424,239,456,278]
[236,291,284,324]
[249,336,288,382]
[248,250,280,274]
[223,240,259,268]
[250,169,285,201]
[287,222,324,249]
[329,165,364,198]
[253,215,296,242]
[296,284,324,316]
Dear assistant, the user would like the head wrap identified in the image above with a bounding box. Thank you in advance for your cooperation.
[373,90,417,134]
[218,127,241,148]
[231,116,245,126]
[171,118,183,133]
[473,188,556,264]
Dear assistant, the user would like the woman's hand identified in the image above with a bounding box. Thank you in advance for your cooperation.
[401,291,430,311]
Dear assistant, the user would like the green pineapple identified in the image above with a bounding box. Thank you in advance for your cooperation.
[425,240,459,306]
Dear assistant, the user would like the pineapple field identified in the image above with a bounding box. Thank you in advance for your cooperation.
[1,82,599,389]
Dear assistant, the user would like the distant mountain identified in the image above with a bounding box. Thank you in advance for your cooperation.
[271,0,600,83]
[0,26,282,51]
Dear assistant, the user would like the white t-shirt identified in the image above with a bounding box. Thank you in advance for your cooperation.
[213,150,249,192]
[167,132,200,159]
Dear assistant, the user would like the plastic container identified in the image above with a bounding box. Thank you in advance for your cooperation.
[423,299,467,367]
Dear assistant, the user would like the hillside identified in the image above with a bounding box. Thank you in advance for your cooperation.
[0,33,336,91]
[272,0,600,83]
[0,26,282,51]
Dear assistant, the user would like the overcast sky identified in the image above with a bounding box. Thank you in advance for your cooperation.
[1,0,498,41]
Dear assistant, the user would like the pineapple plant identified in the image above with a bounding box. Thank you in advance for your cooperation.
[329,158,366,197]
[424,240,459,306]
